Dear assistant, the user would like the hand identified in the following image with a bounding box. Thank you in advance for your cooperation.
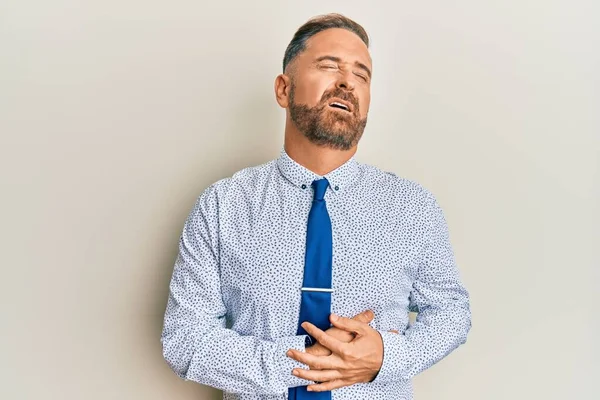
[287,313,396,392]
[306,310,374,357]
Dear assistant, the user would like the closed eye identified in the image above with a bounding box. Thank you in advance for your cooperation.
[318,63,338,70]
[354,72,368,82]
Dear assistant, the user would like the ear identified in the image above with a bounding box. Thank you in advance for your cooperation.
[274,73,291,108]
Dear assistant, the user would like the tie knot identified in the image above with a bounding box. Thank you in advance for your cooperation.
[311,178,329,201]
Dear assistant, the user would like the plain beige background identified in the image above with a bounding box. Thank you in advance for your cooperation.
[1,1,598,399]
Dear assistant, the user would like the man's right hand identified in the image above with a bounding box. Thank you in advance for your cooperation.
[305,310,398,356]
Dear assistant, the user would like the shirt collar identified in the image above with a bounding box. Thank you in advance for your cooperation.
[276,146,360,195]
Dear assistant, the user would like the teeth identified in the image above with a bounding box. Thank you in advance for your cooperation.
[330,102,349,110]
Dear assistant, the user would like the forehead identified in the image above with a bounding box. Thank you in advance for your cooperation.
[302,28,372,68]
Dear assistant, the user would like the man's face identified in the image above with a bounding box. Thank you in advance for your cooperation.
[286,28,372,151]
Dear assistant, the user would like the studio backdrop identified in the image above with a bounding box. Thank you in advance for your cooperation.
[1,1,598,399]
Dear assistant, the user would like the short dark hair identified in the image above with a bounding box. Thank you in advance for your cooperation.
[282,13,369,73]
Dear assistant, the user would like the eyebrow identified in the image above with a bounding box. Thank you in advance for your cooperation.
[314,55,372,79]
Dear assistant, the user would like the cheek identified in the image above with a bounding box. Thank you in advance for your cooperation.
[359,92,371,117]
[295,82,327,107]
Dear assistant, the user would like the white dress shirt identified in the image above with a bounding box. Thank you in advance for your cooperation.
[160,147,472,399]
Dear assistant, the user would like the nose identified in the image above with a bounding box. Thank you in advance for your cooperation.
[336,71,355,91]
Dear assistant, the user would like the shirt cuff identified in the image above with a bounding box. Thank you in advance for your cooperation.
[275,334,315,389]
[370,330,411,384]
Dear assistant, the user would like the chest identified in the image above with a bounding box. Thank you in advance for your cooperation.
[218,191,423,334]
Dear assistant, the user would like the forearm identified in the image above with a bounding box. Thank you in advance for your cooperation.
[373,302,471,382]
[161,298,313,395]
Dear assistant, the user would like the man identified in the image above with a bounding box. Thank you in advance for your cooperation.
[160,13,471,400]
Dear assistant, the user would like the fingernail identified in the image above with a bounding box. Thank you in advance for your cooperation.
[330,313,339,321]
[292,370,299,376]
[307,387,313,391]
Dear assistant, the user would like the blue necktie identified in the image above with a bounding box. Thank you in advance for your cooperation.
[288,178,333,400]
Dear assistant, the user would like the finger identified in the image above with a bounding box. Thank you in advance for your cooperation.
[308,379,354,392]
[329,313,370,336]
[301,321,347,356]
[312,348,332,356]
[351,309,374,323]
[286,348,344,370]
[306,343,332,356]
[323,326,356,344]
[389,329,399,334]
[292,368,343,382]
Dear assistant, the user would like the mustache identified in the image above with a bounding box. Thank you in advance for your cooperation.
[320,89,359,111]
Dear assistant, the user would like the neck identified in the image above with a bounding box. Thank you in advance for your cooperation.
[283,124,357,176]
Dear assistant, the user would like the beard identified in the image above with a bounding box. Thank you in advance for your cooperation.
[288,81,368,151]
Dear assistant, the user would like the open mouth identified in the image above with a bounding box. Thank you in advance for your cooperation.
[328,99,352,112]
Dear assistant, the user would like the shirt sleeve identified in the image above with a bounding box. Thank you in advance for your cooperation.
[160,183,314,395]
[371,189,472,383]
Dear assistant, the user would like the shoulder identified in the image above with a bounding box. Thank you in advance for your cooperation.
[359,162,449,236]
[193,159,276,208]
[358,161,437,207]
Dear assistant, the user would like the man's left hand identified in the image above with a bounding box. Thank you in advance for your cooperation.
[286,313,384,392]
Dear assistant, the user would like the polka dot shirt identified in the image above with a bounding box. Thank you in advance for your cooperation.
[160,146,472,399]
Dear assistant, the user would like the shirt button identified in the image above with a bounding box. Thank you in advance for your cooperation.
[301,184,307,189]
[334,185,340,191]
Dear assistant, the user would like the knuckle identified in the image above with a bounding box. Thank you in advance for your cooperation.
[340,347,351,358]
[343,348,358,361]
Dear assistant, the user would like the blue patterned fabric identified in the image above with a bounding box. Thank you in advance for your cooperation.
[160,146,472,400]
